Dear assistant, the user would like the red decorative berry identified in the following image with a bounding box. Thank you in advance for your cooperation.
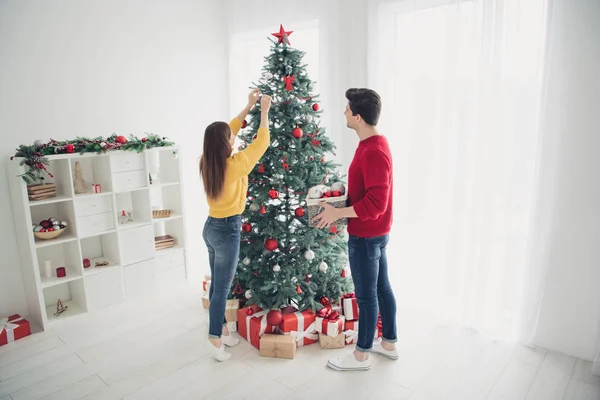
[242,223,252,233]
[242,119,248,128]
[264,238,278,251]
[115,135,127,144]
[312,103,319,111]
[309,156,314,161]
[267,310,283,326]
[295,207,305,218]
[292,127,303,138]
[65,144,75,153]
[268,189,279,199]
[141,137,147,142]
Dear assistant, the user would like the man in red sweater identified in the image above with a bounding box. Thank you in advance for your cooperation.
[314,88,397,371]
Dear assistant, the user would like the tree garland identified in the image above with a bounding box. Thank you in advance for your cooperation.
[11,134,174,184]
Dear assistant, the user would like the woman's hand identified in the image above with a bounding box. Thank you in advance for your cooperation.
[260,95,272,114]
[247,89,260,109]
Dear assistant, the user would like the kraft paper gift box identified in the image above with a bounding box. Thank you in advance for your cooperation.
[259,334,296,359]
[319,333,345,349]
[279,310,318,347]
[237,307,278,350]
[0,314,31,347]
[202,297,239,322]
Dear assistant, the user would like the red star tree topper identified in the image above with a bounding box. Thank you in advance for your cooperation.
[271,24,293,45]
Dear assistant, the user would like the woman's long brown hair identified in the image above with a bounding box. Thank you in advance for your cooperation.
[200,121,232,200]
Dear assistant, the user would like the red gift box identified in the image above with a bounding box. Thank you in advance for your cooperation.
[280,310,318,347]
[315,308,345,337]
[341,293,359,321]
[0,314,31,346]
[343,316,382,345]
[237,307,277,350]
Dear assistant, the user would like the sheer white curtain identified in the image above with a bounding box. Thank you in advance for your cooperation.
[370,0,549,340]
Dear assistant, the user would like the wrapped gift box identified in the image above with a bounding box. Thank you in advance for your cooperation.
[319,333,345,349]
[203,278,211,298]
[259,334,296,359]
[315,308,345,337]
[202,296,210,310]
[343,318,383,345]
[341,293,359,321]
[237,307,277,350]
[280,310,318,347]
[0,314,31,347]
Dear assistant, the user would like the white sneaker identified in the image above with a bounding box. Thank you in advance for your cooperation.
[221,333,239,347]
[327,352,371,371]
[205,339,232,362]
[370,340,399,360]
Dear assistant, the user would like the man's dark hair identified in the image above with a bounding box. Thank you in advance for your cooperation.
[345,88,382,126]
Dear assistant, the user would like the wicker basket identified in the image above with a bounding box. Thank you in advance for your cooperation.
[34,228,66,240]
[152,209,171,219]
[306,195,348,227]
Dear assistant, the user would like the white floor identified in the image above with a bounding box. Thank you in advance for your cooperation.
[0,286,598,400]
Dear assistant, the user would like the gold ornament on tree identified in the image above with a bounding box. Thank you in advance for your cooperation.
[73,161,87,194]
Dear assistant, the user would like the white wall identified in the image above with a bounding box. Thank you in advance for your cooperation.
[530,0,600,361]
[0,0,229,318]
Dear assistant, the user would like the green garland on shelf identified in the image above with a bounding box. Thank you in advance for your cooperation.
[11,134,175,184]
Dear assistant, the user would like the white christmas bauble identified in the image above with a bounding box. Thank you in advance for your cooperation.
[100,142,107,148]
[245,290,253,299]
[291,276,298,283]
[330,182,346,195]
[308,186,324,199]
[34,140,43,148]
[33,225,43,232]
[53,224,61,231]
[264,72,273,80]
[243,257,251,266]
[289,227,296,234]
[49,217,58,222]
[306,115,314,123]
[249,203,260,212]
[304,249,315,261]
[319,261,329,273]
[60,221,68,227]
[273,264,281,272]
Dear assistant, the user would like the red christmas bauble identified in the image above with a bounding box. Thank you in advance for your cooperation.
[260,205,266,215]
[268,189,279,199]
[296,285,302,294]
[309,156,314,161]
[48,228,54,232]
[142,138,147,142]
[267,310,283,326]
[116,135,127,144]
[242,223,252,233]
[65,144,75,153]
[330,225,338,233]
[332,191,342,197]
[83,258,91,268]
[242,119,248,128]
[320,297,330,306]
[312,103,319,111]
[292,127,303,138]
[264,238,278,251]
[295,207,305,218]
[247,308,254,315]
[321,157,326,163]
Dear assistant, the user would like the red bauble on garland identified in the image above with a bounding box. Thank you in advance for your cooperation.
[264,238,278,251]
[241,119,248,128]
[141,138,147,142]
[64,144,75,153]
[267,310,283,326]
[242,223,252,233]
[268,189,279,199]
[312,103,319,111]
[295,207,305,218]
[292,127,303,138]
[116,135,127,144]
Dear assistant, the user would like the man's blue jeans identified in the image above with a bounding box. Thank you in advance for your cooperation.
[348,234,398,352]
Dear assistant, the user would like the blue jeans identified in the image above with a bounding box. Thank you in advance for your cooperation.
[202,215,241,338]
[348,234,397,352]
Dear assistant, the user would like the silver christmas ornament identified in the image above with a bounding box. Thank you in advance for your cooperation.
[243,257,251,266]
[245,290,253,299]
[273,264,281,272]
[304,249,315,261]
[318,261,329,273]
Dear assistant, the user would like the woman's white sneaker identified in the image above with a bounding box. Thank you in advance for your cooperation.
[370,341,399,360]
[205,339,232,362]
[327,353,371,371]
[221,333,239,347]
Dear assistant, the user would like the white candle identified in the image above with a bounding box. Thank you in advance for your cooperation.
[44,260,52,279]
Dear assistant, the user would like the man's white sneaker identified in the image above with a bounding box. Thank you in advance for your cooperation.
[221,333,239,347]
[327,352,371,371]
[370,340,399,360]
[205,339,232,362]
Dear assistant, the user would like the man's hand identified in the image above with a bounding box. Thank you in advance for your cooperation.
[312,202,339,229]
[247,89,260,109]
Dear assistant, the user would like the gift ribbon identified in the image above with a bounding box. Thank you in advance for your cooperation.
[341,293,356,299]
[288,312,318,346]
[344,329,358,344]
[0,316,24,343]
[245,310,269,344]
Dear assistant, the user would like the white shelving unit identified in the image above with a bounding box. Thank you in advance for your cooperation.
[7,147,188,330]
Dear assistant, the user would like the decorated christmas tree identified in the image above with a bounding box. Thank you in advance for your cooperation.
[231,25,353,313]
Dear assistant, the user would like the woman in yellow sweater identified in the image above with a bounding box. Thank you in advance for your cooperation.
[200,90,271,361]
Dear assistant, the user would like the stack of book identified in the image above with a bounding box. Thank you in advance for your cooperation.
[154,234,174,250]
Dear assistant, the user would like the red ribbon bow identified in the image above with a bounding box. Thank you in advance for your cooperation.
[317,308,340,321]
[342,293,355,299]
[283,75,295,91]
